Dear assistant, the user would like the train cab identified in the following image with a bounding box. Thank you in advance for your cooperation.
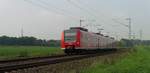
[61,27,87,54]
[64,29,79,49]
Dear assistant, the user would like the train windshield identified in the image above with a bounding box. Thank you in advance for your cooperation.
[64,30,76,42]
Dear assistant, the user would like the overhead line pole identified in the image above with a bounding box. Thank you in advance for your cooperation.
[80,19,84,27]
[21,25,24,37]
[126,18,132,39]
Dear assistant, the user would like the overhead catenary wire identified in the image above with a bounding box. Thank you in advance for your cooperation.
[38,0,78,18]
[30,0,128,34]
[74,0,130,33]
[76,0,131,38]
[72,0,118,24]
[66,0,97,18]
[76,0,129,26]
[75,0,101,16]
[40,0,127,34]
[112,19,128,27]
[65,0,103,22]
[23,0,79,20]
[24,0,129,39]
[66,0,125,29]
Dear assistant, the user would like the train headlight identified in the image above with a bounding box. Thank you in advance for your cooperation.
[76,42,80,45]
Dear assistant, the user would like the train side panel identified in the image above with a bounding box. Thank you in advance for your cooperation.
[78,30,116,50]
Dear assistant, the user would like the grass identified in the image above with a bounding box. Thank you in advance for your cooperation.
[0,46,63,60]
[80,45,150,73]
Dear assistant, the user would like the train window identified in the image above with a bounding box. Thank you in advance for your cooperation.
[64,30,76,42]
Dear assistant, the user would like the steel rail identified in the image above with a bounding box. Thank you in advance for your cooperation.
[0,49,122,73]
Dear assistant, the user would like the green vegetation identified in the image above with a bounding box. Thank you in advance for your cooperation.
[0,36,60,46]
[0,46,63,60]
[81,46,150,73]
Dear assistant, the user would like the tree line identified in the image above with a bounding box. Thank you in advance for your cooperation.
[0,36,149,47]
[0,36,60,47]
[121,39,150,47]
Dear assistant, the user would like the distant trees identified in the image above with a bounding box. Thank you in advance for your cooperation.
[0,36,60,47]
[1,35,149,47]
[121,39,150,47]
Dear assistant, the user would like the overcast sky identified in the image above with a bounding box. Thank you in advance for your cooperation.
[0,0,149,40]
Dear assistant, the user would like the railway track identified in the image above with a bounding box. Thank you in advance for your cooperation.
[0,49,125,73]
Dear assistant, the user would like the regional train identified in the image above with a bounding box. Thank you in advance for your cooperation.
[61,27,117,54]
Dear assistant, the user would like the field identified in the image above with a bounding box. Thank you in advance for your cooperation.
[1,45,150,73]
[0,46,63,60]
[80,45,150,73]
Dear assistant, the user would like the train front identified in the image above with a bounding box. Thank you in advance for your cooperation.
[61,29,80,54]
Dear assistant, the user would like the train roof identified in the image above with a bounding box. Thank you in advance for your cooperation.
[110,37,115,39]
[69,27,115,40]
[104,35,109,37]
[95,33,104,36]
[70,27,88,32]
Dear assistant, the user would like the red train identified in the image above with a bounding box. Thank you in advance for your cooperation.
[61,27,117,54]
